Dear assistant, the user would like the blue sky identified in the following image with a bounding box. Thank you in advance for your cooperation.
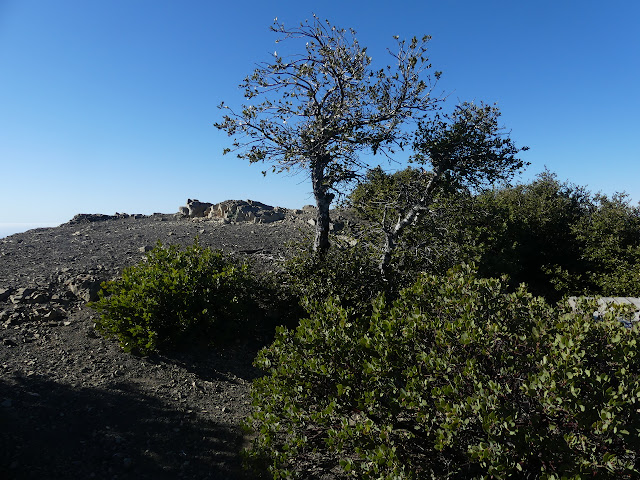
[1,0,638,228]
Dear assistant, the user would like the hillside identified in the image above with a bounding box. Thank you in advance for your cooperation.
[0,208,322,479]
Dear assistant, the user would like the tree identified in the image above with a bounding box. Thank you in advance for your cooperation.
[472,171,595,300]
[376,102,528,274]
[214,16,442,251]
[348,166,482,281]
[574,192,640,295]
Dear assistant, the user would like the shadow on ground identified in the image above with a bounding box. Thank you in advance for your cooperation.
[0,374,258,480]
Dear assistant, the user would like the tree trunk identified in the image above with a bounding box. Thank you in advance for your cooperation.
[379,231,396,277]
[311,155,334,253]
[314,192,333,252]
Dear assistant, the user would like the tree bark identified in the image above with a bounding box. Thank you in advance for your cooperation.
[311,155,334,253]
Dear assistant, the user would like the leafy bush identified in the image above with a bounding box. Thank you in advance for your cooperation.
[349,169,640,301]
[574,192,640,296]
[282,237,389,317]
[472,172,595,301]
[89,240,256,355]
[246,265,640,479]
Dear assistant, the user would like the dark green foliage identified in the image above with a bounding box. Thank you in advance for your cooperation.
[474,173,640,300]
[473,171,595,301]
[282,238,387,317]
[412,102,528,190]
[349,166,427,223]
[575,193,640,295]
[350,168,640,301]
[89,240,256,355]
[348,166,482,278]
[247,266,640,479]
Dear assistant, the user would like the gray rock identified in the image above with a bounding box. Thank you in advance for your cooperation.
[43,307,66,321]
[65,275,102,302]
[30,291,50,304]
[208,199,286,224]
[181,199,213,218]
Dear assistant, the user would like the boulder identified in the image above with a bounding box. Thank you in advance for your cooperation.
[65,274,102,302]
[179,199,213,218]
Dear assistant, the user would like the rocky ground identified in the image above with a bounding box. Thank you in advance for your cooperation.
[0,207,336,479]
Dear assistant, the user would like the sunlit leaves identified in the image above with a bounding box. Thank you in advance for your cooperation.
[246,265,640,478]
[89,241,256,354]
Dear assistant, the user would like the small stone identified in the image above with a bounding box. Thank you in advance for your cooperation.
[1,398,12,407]
[30,292,50,304]
[43,309,66,321]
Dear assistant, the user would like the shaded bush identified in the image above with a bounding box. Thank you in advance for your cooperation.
[282,238,387,317]
[472,172,595,301]
[347,166,484,279]
[89,240,256,355]
[575,192,640,296]
[246,265,640,479]
[349,168,640,301]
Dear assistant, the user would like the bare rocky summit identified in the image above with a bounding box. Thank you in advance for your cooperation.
[0,203,350,479]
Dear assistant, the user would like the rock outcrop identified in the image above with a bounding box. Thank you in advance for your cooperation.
[179,199,214,218]
[206,200,286,224]
[178,199,286,224]
[67,213,143,224]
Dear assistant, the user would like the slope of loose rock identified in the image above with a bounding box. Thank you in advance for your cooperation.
[0,210,325,479]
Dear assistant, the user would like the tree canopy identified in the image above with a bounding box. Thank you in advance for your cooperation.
[373,102,529,273]
[215,16,442,251]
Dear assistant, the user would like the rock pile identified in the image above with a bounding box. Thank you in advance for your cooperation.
[67,213,144,224]
[0,267,112,329]
[178,199,213,218]
[178,199,287,224]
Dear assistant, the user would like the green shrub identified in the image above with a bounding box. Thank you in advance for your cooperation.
[89,240,256,355]
[282,238,388,317]
[246,265,640,479]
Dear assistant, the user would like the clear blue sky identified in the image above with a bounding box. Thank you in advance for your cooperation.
[1,0,638,227]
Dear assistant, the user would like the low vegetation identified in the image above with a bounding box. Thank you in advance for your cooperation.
[88,175,640,478]
[89,240,257,355]
[247,266,640,479]
[349,169,640,303]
